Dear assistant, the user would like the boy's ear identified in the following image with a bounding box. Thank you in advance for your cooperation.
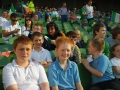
[55,48,57,53]
[13,49,16,54]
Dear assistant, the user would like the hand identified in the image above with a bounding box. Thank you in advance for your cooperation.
[51,40,56,45]
[40,61,47,65]
[13,29,19,33]
[81,59,90,68]
[87,12,91,15]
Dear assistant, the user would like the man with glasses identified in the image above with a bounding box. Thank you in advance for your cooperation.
[2,13,21,43]
[0,10,8,27]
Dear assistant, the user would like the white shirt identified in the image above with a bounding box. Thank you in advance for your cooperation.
[2,21,21,40]
[21,26,30,36]
[2,60,48,90]
[86,5,94,19]
[111,57,120,78]
[52,11,59,17]
[0,16,8,26]
[31,47,53,62]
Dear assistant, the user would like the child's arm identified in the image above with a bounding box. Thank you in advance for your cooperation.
[51,86,59,90]
[82,59,103,77]
[112,66,120,75]
[42,62,52,68]
[111,59,120,75]
[76,82,84,90]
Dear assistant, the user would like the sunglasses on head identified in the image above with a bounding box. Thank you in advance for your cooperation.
[26,19,31,21]
[12,19,18,22]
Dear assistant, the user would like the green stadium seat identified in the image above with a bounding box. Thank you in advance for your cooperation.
[9,37,18,44]
[78,64,92,90]
[0,44,13,52]
[50,50,56,61]
[0,74,4,90]
[0,38,6,44]
[80,48,87,58]
[0,56,10,67]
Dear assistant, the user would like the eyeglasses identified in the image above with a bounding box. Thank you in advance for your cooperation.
[12,19,18,22]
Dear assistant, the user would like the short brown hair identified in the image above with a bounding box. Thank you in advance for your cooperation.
[111,27,120,39]
[56,36,74,49]
[32,22,44,31]
[66,31,78,39]
[13,35,33,50]
[93,23,105,37]
[89,38,105,52]
[31,32,43,40]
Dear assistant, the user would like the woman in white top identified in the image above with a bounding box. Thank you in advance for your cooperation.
[21,16,33,36]
[111,43,120,80]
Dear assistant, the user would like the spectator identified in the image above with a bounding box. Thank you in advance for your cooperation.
[2,13,21,42]
[66,31,81,64]
[2,35,50,90]
[69,11,77,20]
[35,7,43,19]
[48,36,83,90]
[59,2,68,22]
[32,14,39,24]
[43,15,51,27]
[79,3,89,26]
[0,10,8,27]
[82,38,120,90]
[31,32,53,68]
[86,23,110,57]
[21,16,33,36]
[74,30,86,48]
[86,0,94,22]
[105,27,120,47]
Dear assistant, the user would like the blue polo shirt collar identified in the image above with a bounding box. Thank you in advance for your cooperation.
[55,58,72,71]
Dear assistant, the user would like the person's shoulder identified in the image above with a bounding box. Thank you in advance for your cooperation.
[105,37,112,41]
[111,57,119,62]
[99,54,109,61]
[48,60,58,69]
[32,61,44,68]
[69,60,77,66]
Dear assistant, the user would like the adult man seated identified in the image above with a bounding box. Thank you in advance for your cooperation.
[2,13,21,42]
[0,10,8,27]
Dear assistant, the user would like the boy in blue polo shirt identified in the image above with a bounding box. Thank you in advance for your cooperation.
[82,38,120,90]
[48,36,83,90]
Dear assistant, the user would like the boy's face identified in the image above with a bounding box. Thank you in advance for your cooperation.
[96,27,106,38]
[70,37,77,45]
[55,43,72,61]
[88,41,96,55]
[75,31,81,40]
[33,36,44,48]
[14,43,32,62]
[32,26,42,33]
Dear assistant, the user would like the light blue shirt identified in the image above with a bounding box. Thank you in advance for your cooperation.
[59,7,68,15]
[90,54,115,84]
[48,59,80,90]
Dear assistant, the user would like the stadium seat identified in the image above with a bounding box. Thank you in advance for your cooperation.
[9,37,18,44]
[50,50,56,61]
[0,56,10,67]
[0,74,4,90]
[0,38,6,44]
[0,44,13,52]
[80,48,87,58]
[78,64,92,90]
